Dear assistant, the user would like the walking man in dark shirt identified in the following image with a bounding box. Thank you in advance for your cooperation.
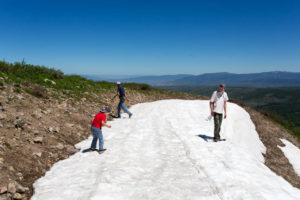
[112,82,132,118]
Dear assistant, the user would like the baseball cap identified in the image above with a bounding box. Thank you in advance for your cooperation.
[100,106,111,113]
[116,81,121,85]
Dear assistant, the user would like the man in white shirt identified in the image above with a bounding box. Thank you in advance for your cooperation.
[209,84,229,142]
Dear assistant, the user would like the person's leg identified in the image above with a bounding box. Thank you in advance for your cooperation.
[219,114,223,137]
[120,101,132,115]
[96,128,104,150]
[214,113,222,140]
[117,100,122,117]
[90,127,98,150]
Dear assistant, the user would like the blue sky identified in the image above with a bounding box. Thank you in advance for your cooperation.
[0,0,299,75]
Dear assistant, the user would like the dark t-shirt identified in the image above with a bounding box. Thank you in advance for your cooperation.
[118,86,125,98]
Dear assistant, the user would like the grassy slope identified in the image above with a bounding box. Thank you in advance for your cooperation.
[0,61,201,102]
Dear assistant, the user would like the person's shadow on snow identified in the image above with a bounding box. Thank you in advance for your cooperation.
[82,148,91,153]
[197,134,226,142]
[197,134,215,142]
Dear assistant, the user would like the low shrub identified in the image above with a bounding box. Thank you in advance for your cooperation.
[27,86,48,98]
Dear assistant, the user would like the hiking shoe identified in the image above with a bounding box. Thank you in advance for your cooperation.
[129,113,133,118]
[213,138,220,142]
[98,149,107,154]
[89,148,97,151]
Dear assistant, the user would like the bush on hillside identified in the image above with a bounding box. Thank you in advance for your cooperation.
[27,85,48,98]
[0,60,64,80]
[0,60,155,99]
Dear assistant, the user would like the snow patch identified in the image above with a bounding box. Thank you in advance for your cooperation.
[32,100,300,200]
[279,139,300,176]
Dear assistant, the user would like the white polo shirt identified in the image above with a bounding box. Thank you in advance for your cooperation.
[210,91,229,114]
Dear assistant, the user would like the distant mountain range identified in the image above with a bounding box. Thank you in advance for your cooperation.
[82,74,193,85]
[82,71,300,88]
[120,74,193,85]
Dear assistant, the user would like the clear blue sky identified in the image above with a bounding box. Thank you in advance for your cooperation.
[0,0,299,75]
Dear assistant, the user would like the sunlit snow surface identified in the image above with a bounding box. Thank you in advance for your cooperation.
[279,139,300,176]
[32,100,300,200]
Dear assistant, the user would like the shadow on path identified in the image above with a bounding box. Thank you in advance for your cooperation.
[197,134,214,142]
[197,134,226,142]
[82,148,91,153]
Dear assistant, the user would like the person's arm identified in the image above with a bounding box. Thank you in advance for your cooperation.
[102,121,111,128]
[111,91,119,100]
[224,101,227,119]
[209,91,216,116]
[210,102,214,117]
[224,92,228,119]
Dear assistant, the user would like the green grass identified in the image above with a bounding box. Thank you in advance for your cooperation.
[0,60,155,99]
[3,141,12,150]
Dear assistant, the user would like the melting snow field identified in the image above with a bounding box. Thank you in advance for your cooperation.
[279,139,300,176]
[32,100,300,200]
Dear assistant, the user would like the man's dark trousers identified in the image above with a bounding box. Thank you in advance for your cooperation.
[214,112,223,139]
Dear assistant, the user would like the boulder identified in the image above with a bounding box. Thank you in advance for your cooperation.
[32,110,43,119]
[16,95,25,100]
[8,166,15,172]
[58,101,67,109]
[0,102,4,111]
[65,123,74,128]
[44,78,56,85]
[33,151,42,157]
[0,113,6,120]
[13,193,23,199]
[55,143,64,150]
[15,183,29,194]
[0,194,11,200]
[54,127,60,133]
[0,187,7,194]
[66,145,79,154]
[33,137,43,143]
[8,182,16,194]
[14,117,26,129]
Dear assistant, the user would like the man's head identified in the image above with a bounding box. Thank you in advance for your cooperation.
[100,106,111,115]
[116,81,121,86]
[219,84,226,92]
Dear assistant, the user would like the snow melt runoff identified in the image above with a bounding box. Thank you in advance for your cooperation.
[32,100,300,200]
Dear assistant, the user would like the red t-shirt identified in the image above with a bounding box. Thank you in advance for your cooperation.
[91,113,106,129]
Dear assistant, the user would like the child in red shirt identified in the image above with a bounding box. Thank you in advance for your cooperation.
[90,107,112,153]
